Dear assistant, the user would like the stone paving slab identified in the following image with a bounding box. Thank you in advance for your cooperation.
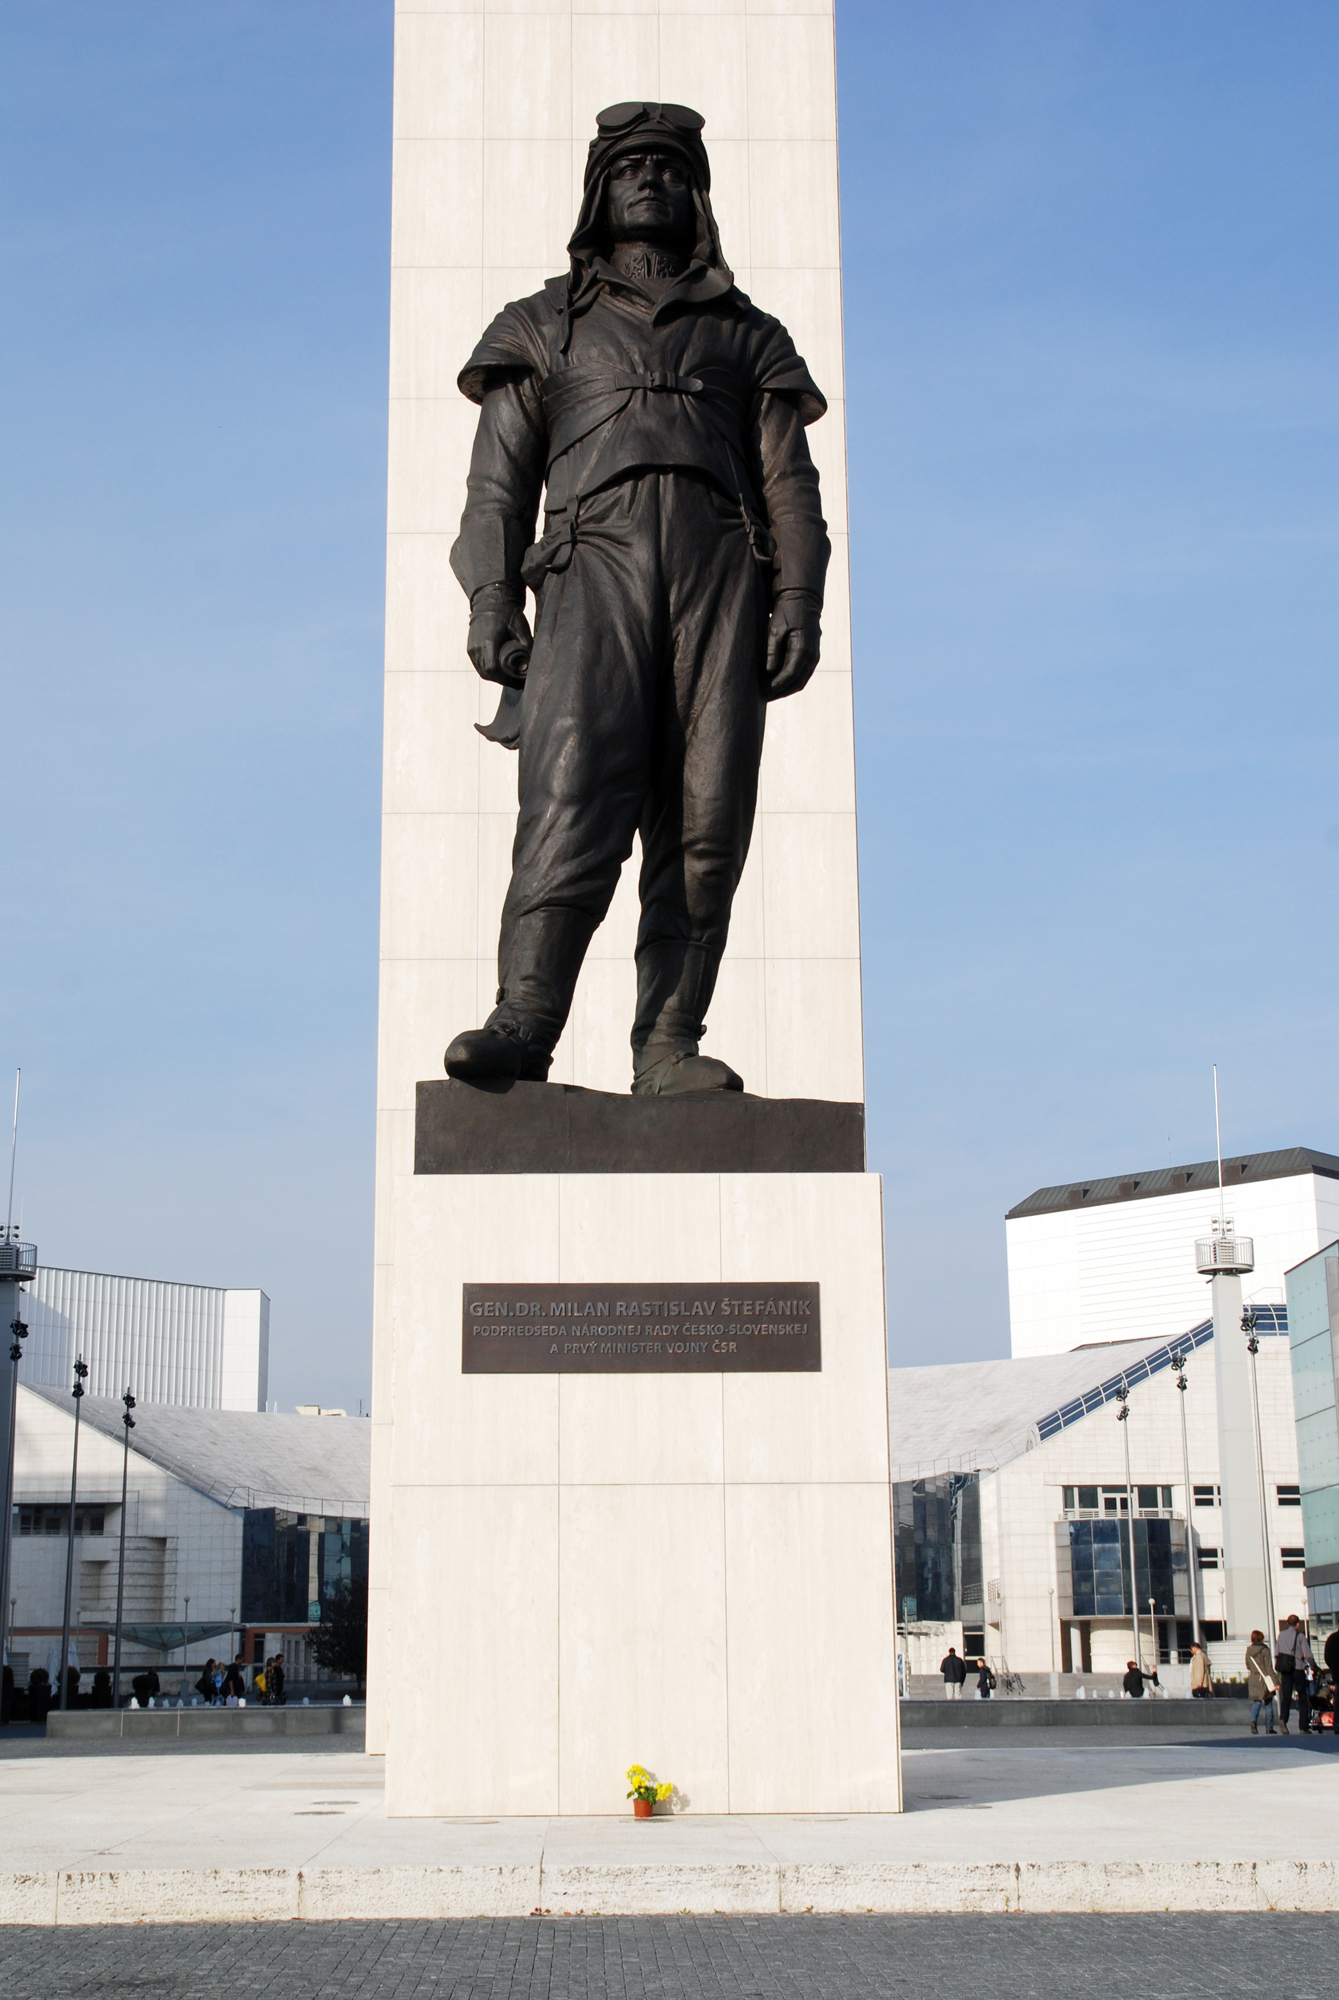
[4,1914,1339,2000]
[1,1735,1336,1919]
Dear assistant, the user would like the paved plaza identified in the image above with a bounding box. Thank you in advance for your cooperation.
[1,1726,1336,1918]
[4,1912,1337,1999]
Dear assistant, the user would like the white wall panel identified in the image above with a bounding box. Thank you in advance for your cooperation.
[22,1270,268,1412]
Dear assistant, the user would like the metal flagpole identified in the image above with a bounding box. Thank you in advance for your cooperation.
[110,1391,135,1710]
[57,1357,88,1711]
[5,1071,19,1237]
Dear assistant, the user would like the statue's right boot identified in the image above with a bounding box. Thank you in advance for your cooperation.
[444,907,595,1083]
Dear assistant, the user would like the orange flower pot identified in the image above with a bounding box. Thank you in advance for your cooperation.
[633,1797,654,1819]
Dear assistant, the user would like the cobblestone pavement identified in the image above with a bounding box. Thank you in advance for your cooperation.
[1,1915,1331,1998]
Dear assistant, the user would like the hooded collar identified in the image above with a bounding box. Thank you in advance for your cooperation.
[557,106,734,349]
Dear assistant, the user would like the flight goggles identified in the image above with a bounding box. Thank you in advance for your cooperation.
[595,102,705,137]
[586,102,709,188]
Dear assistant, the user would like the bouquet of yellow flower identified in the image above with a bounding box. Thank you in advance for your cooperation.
[625,1763,674,1805]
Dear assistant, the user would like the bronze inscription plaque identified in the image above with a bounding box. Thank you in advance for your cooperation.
[461,1284,821,1374]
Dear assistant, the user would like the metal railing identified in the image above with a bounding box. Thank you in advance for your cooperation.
[0,1241,37,1280]
[1194,1235,1254,1274]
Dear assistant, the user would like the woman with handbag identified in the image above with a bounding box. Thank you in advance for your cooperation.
[1246,1629,1279,1735]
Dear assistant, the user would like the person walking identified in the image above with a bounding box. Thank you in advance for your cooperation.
[1189,1642,1214,1698]
[1246,1629,1279,1735]
[1122,1659,1152,1698]
[939,1647,968,1700]
[194,1659,217,1704]
[1298,1631,1319,1733]
[976,1657,996,1701]
[221,1653,247,1703]
[1275,1615,1315,1735]
[269,1654,286,1706]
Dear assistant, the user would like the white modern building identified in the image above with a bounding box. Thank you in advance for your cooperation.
[6,1386,368,1684]
[1006,1147,1339,1359]
[20,1267,269,1411]
[888,1314,1304,1686]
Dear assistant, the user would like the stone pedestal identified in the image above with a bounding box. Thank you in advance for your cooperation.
[383,1147,899,1816]
[370,0,899,1814]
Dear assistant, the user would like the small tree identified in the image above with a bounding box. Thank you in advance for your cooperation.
[307,1579,368,1692]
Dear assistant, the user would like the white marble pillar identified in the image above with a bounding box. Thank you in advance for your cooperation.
[370,0,898,1813]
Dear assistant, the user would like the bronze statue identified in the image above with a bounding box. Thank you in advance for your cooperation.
[446,102,829,1096]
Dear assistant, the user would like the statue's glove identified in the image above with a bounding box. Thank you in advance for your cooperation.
[763,590,822,701]
[467,585,532,689]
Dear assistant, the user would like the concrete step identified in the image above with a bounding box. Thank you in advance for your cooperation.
[43,1706,366,1741]
[900,1698,1244,1728]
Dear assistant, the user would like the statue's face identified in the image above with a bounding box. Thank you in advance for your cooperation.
[605,150,695,250]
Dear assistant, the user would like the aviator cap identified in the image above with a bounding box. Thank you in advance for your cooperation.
[584,102,710,191]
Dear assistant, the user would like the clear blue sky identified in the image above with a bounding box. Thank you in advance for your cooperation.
[1,3,1333,1408]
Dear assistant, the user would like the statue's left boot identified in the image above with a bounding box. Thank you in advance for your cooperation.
[630,938,743,1096]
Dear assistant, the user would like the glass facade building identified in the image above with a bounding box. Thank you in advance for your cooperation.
[1285,1241,1339,1630]
[241,1509,369,1627]
[892,1474,982,1631]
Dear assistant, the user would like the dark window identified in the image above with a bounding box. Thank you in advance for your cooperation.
[1196,1545,1220,1569]
[1162,1487,1174,1510]
[1063,1487,1075,1509]
[318,1518,369,1609]
[1193,1486,1219,1507]
[893,1472,981,1625]
[1137,1485,1160,1510]
[1068,1518,1181,1618]
[13,1505,103,1537]
[242,1509,371,1626]
[1201,1620,1226,1643]
[1277,1486,1302,1507]
[1077,1486,1098,1510]
[1281,1548,1307,1570]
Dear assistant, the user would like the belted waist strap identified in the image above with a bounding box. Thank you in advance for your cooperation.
[540,362,745,430]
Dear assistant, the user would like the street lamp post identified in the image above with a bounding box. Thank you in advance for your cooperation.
[0,1295,30,1679]
[1148,1596,1158,1684]
[57,1357,89,1712]
[1048,1585,1058,1697]
[182,1597,190,1677]
[1116,1389,1142,1668]
[110,1390,135,1711]
[1242,1310,1278,1643]
[1170,1352,1202,1649]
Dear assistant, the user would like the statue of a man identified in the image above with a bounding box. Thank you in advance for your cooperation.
[445,102,829,1096]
